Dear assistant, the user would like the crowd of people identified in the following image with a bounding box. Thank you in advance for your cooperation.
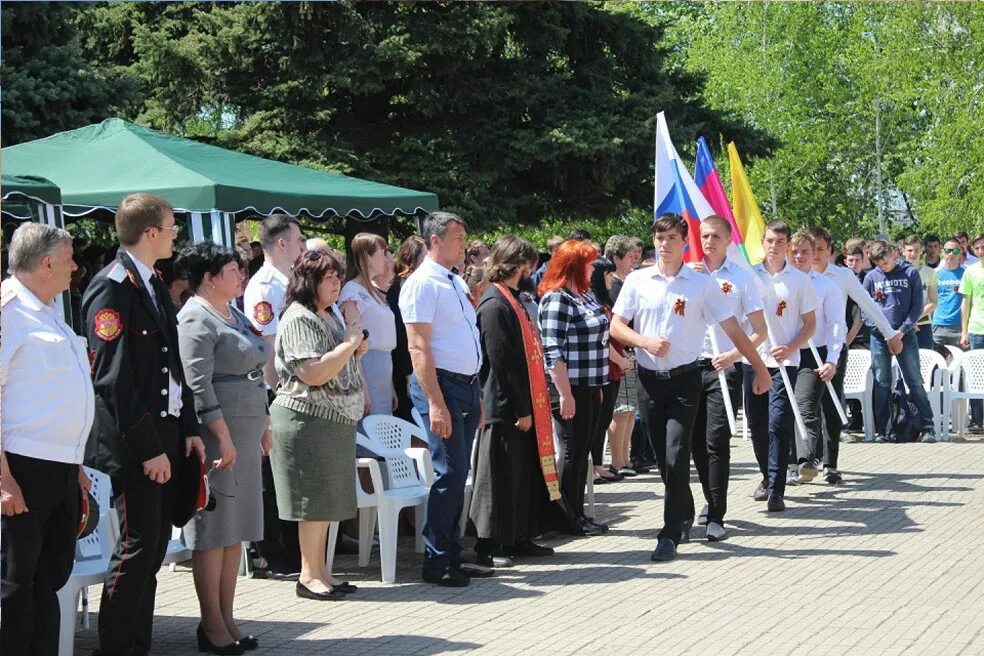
[3,191,983,655]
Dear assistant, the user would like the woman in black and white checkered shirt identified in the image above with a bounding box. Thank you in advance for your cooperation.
[537,240,611,535]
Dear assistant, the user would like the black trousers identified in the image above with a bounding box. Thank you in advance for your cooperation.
[819,348,847,469]
[98,419,182,656]
[552,384,601,521]
[793,346,827,465]
[590,380,621,467]
[688,363,741,525]
[638,367,702,544]
[1,454,79,656]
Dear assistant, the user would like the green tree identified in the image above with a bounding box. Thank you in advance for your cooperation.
[73,1,773,231]
[0,2,138,145]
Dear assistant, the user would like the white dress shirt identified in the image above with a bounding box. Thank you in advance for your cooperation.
[1,276,94,464]
[244,261,289,337]
[809,269,846,364]
[695,257,764,358]
[613,262,732,371]
[398,257,482,376]
[125,249,183,416]
[818,263,896,340]
[750,261,817,367]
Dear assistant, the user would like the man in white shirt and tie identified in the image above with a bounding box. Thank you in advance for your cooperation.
[611,213,771,562]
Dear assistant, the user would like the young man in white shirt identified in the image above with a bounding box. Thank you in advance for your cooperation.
[744,221,816,512]
[611,213,771,562]
[789,231,846,485]
[687,216,768,542]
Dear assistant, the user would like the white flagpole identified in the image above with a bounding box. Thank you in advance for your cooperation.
[759,311,809,439]
[808,340,849,424]
[707,330,737,435]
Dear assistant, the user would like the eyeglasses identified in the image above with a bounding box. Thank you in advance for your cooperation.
[943,247,962,255]
[150,223,181,235]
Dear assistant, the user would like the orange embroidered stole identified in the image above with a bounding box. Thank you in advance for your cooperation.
[493,283,561,501]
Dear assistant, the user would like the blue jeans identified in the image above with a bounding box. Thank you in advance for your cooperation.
[970,334,984,426]
[409,372,481,570]
[870,331,935,434]
[915,324,934,349]
[743,364,796,499]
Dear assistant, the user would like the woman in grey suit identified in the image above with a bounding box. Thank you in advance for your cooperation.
[176,243,270,654]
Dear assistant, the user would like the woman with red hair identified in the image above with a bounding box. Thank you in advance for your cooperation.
[537,240,611,535]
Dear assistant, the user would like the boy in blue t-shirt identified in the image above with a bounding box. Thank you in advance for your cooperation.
[932,238,965,349]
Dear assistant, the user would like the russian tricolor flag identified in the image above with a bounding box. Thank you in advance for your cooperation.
[653,112,714,263]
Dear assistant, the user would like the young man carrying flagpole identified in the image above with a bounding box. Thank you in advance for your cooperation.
[687,216,768,542]
[611,213,772,562]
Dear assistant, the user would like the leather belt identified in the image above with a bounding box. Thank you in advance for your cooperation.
[213,368,263,383]
[697,358,715,368]
[436,368,479,386]
[640,361,699,380]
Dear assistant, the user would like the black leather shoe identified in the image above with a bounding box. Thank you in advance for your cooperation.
[422,566,471,587]
[295,581,347,601]
[767,496,786,512]
[197,624,245,655]
[651,538,677,562]
[581,518,608,535]
[504,541,554,557]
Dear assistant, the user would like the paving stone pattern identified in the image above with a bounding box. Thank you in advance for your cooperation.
[74,433,984,655]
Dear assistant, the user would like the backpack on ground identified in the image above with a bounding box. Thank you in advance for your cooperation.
[885,377,922,443]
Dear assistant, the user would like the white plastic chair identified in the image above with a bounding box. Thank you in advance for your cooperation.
[57,468,118,656]
[164,526,193,571]
[326,457,381,576]
[356,415,434,583]
[949,350,984,439]
[843,349,875,441]
[919,349,950,439]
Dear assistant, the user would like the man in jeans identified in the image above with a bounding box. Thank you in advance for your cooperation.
[902,235,938,350]
[958,233,984,431]
[864,240,938,443]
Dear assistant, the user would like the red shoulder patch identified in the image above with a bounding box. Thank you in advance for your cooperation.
[93,309,123,342]
[253,301,274,326]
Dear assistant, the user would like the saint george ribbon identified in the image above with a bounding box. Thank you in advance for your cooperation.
[493,283,562,501]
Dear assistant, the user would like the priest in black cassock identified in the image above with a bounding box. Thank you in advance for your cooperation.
[469,236,564,568]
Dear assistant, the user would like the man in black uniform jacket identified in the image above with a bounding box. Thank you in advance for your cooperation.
[83,193,205,656]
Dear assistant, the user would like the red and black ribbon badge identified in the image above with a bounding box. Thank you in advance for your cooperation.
[673,298,686,317]
[776,299,787,317]
[720,281,733,295]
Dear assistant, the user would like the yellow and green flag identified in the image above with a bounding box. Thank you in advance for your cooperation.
[727,142,766,265]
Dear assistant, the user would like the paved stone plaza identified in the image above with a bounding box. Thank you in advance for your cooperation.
[74,434,984,656]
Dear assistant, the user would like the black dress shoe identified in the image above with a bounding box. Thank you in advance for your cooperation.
[251,568,300,581]
[236,636,258,651]
[651,538,677,562]
[422,566,470,587]
[197,624,245,655]
[580,518,608,535]
[504,541,554,557]
[295,581,347,601]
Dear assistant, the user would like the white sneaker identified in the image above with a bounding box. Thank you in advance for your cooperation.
[786,466,800,486]
[706,521,727,542]
[697,504,709,527]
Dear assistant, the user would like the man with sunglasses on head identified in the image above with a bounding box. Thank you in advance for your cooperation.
[83,193,206,656]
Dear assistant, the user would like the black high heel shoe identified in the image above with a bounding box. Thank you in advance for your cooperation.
[197,624,244,655]
[236,635,258,651]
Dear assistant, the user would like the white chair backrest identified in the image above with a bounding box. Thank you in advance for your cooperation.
[360,415,428,490]
[958,350,984,392]
[78,467,114,561]
[844,350,871,392]
[83,466,112,511]
[918,348,948,386]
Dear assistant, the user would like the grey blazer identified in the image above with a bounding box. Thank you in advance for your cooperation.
[177,299,269,423]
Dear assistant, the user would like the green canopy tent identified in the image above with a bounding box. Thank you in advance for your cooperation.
[2,174,64,227]
[2,118,439,245]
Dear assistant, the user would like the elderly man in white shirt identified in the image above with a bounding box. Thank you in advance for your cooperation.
[611,213,771,562]
[789,231,846,487]
[1,223,95,656]
[744,221,816,513]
